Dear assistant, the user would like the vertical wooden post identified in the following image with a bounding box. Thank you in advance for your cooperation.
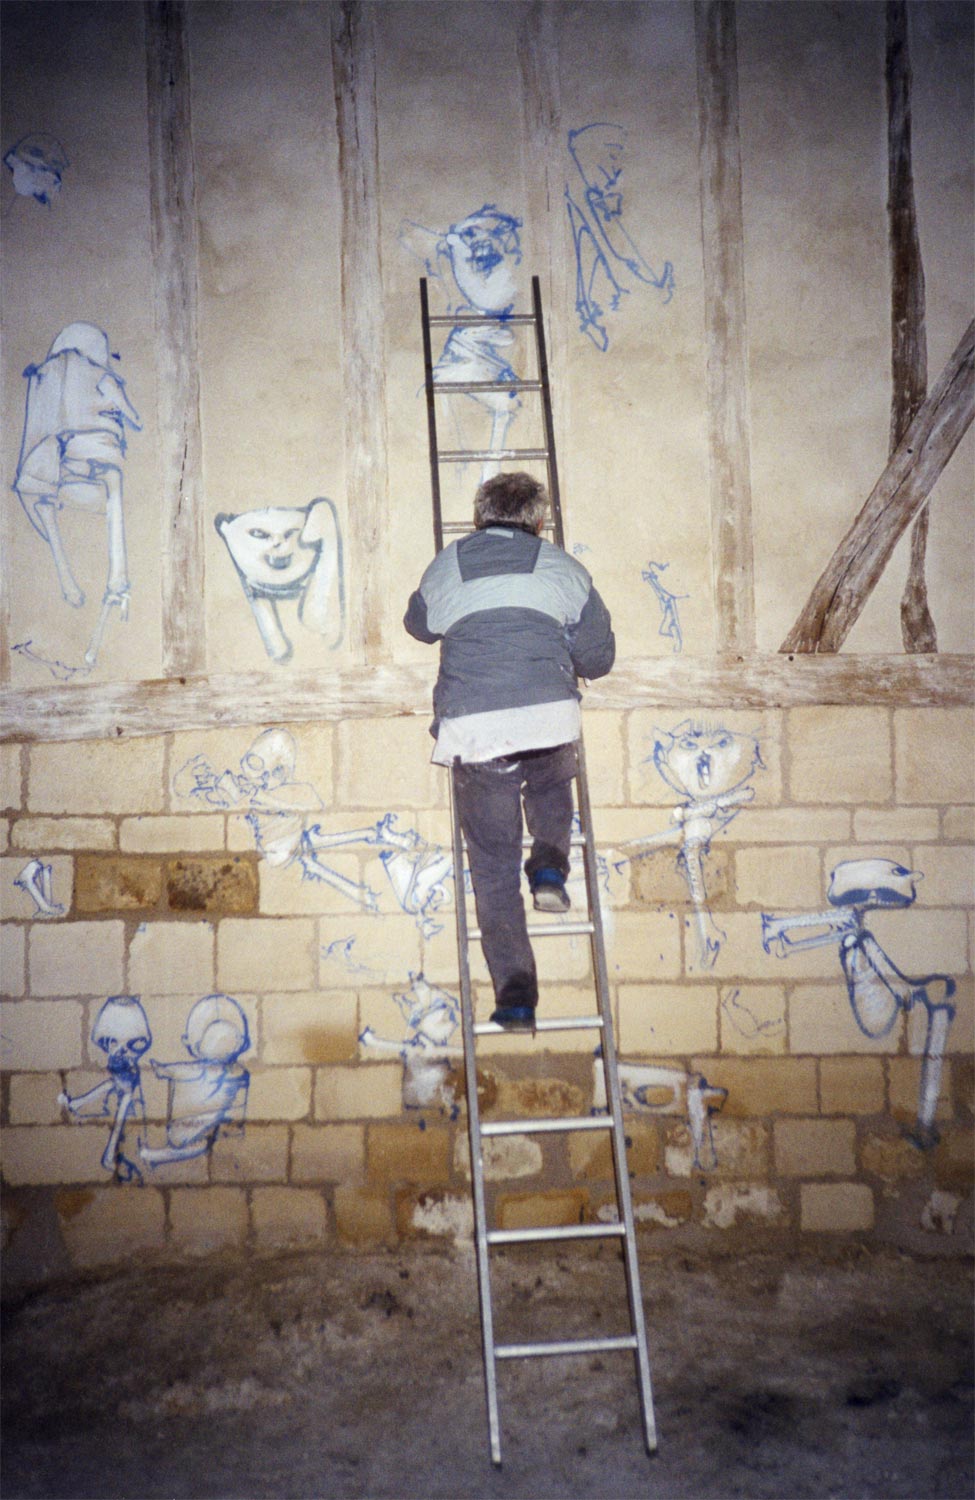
[330,0,388,664]
[145,0,206,678]
[695,0,756,655]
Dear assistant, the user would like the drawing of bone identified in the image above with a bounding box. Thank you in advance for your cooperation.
[592,1058,728,1169]
[13,323,141,669]
[13,858,64,918]
[215,497,344,662]
[59,995,151,1183]
[762,857,956,1147]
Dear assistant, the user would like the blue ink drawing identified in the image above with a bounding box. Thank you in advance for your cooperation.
[13,858,64,918]
[4,133,69,205]
[215,497,344,663]
[593,1059,727,1170]
[401,204,524,479]
[13,322,141,669]
[59,995,152,1183]
[360,972,463,1112]
[565,123,674,351]
[762,858,956,1148]
[140,994,250,1167]
[642,560,687,653]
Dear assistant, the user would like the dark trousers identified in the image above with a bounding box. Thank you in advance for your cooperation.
[452,742,577,1008]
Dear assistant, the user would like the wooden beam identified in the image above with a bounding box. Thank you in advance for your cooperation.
[145,0,206,677]
[781,319,975,653]
[330,1,388,663]
[3,654,971,743]
[695,0,756,654]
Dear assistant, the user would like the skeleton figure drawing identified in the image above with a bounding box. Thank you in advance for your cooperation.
[13,322,141,669]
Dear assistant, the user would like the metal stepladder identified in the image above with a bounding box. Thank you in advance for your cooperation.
[419,275,658,1466]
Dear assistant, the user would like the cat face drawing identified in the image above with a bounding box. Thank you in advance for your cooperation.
[652,721,764,801]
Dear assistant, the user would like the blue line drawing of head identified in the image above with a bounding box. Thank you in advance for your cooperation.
[215,497,344,663]
[13,322,141,670]
[140,994,251,1168]
[401,204,524,479]
[58,995,152,1184]
[642,560,688,653]
[565,122,674,351]
[4,133,69,205]
[761,857,957,1149]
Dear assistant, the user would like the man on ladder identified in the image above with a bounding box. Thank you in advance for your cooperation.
[404,469,615,1030]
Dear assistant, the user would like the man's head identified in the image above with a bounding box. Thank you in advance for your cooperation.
[474,471,549,533]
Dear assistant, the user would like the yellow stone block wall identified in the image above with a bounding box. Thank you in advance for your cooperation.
[1,704,972,1274]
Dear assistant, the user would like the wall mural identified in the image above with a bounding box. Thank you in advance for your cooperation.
[13,858,64,918]
[13,322,141,672]
[565,122,674,351]
[642,559,687,653]
[360,971,463,1113]
[58,995,152,1183]
[215,497,345,663]
[3,131,69,205]
[592,1057,727,1170]
[400,203,523,478]
[762,857,957,1148]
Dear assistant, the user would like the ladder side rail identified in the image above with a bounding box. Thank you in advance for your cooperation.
[574,734,658,1454]
[449,770,503,1466]
[420,278,446,554]
[530,274,565,550]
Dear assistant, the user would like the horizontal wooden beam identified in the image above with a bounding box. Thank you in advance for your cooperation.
[2,654,971,743]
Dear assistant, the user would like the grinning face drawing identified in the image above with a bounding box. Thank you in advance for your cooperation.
[444,205,522,314]
[652,722,763,800]
[216,507,318,597]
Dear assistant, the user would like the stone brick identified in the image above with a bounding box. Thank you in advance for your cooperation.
[629,1189,694,1229]
[337,718,443,808]
[868,905,969,977]
[251,1186,329,1250]
[292,1123,365,1184]
[889,1058,952,1124]
[789,983,902,1055]
[690,1057,818,1116]
[607,911,683,981]
[630,846,731,909]
[627,709,783,807]
[495,1188,589,1231]
[210,1124,289,1183]
[665,1119,769,1179]
[583,711,626,804]
[170,1188,248,1255]
[800,1182,874,1233]
[129,920,215,996]
[774,1118,856,1176]
[246,1067,312,1121]
[318,913,423,988]
[3,1125,106,1184]
[218,917,316,991]
[908,846,975,907]
[57,1186,166,1266]
[315,1063,403,1120]
[29,739,166,815]
[0,818,7,854]
[734,846,822,910]
[263,991,358,1064]
[819,1057,886,1115]
[853,807,941,844]
[8,1072,64,1124]
[367,1121,450,1186]
[1,744,23,810]
[933,1129,975,1193]
[569,1118,660,1179]
[165,856,258,915]
[11,817,116,851]
[121,816,226,853]
[30,921,125,996]
[724,807,851,844]
[703,1183,786,1229]
[453,1132,542,1182]
[1,1001,83,1070]
[943,806,975,842]
[719,985,787,1055]
[618,984,718,1054]
[714,912,838,981]
[895,708,975,805]
[492,1075,587,1120]
[859,1132,927,1182]
[259,850,377,918]
[1,924,26,996]
[787,707,892,804]
[332,1185,394,1246]
[75,856,162,913]
[396,1188,473,1242]
[1,855,74,921]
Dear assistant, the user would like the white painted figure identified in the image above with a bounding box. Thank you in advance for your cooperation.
[592,1057,728,1169]
[140,994,250,1167]
[360,972,462,1111]
[3,132,69,204]
[13,858,64,918]
[58,995,152,1184]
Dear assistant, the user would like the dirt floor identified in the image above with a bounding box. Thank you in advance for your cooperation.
[1,1243,972,1500]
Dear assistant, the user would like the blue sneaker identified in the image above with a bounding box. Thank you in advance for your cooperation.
[530,867,570,913]
[489,1004,536,1032]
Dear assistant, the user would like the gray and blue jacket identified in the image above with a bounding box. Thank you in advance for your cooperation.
[404,524,615,748]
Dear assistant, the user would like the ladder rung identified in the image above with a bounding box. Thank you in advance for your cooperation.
[487,1223,626,1246]
[432,379,543,394]
[469,921,593,941]
[441,520,556,535]
[438,447,551,463]
[473,1015,604,1037]
[481,1115,611,1138]
[427,312,537,327]
[496,1334,638,1361]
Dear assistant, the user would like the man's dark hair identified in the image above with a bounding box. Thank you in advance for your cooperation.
[474,471,549,532]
